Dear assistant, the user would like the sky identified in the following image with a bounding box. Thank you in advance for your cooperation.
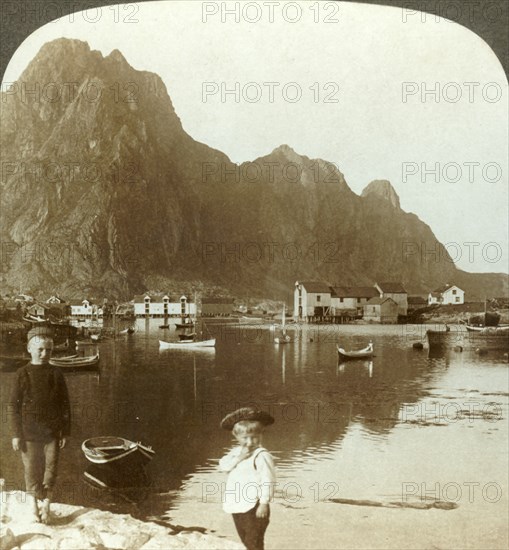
[2,0,508,273]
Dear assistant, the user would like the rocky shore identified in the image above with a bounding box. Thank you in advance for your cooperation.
[0,491,242,550]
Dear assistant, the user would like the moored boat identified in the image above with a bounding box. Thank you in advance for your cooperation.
[50,353,100,368]
[274,304,292,344]
[175,320,195,329]
[159,338,216,349]
[427,327,509,351]
[337,342,374,360]
[465,325,509,333]
[82,436,155,465]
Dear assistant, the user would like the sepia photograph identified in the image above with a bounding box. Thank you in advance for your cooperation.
[0,1,508,549]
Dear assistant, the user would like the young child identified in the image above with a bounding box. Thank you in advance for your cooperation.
[219,407,276,550]
[10,325,71,523]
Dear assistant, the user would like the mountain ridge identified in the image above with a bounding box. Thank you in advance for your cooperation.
[0,38,507,301]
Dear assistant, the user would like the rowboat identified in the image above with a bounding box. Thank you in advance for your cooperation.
[465,325,509,333]
[427,328,509,351]
[337,342,374,360]
[82,436,155,465]
[159,338,216,349]
[175,320,195,329]
[118,326,136,335]
[50,353,100,368]
[159,324,170,329]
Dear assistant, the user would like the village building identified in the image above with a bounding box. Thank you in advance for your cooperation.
[133,294,197,318]
[201,297,234,317]
[70,299,99,317]
[374,282,408,316]
[293,281,332,321]
[428,284,465,305]
[330,286,379,316]
[407,295,428,314]
[26,303,51,319]
[45,295,71,318]
[363,297,399,323]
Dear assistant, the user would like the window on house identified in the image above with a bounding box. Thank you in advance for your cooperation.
[317,295,321,302]
[455,297,460,302]
[452,289,457,295]
[340,298,344,303]
[357,298,360,303]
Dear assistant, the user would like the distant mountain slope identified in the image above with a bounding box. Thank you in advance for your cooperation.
[1,39,506,300]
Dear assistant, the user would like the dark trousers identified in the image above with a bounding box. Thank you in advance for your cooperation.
[21,439,59,499]
[232,503,270,550]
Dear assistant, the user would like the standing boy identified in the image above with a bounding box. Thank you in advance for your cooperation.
[10,325,71,523]
[219,407,276,550]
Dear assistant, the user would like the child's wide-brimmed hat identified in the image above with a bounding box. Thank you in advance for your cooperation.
[220,407,275,430]
[27,325,54,342]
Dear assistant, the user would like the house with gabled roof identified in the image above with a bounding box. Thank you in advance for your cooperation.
[133,294,196,318]
[331,286,379,316]
[27,303,51,319]
[374,282,408,316]
[294,281,332,321]
[363,297,399,323]
[428,284,464,305]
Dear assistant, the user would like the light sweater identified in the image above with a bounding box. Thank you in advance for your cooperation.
[219,446,276,513]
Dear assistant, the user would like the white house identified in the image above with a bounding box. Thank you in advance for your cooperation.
[374,282,408,316]
[428,284,465,305]
[133,294,197,318]
[294,281,331,321]
[70,299,94,317]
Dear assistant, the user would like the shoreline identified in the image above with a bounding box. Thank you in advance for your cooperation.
[0,490,242,550]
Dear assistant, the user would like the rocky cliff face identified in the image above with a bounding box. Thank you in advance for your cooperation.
[1,39,506,300]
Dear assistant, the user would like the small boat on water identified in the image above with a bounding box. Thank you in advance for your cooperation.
[427,327,509,351]
[82,436,155,465]
[159,338,216,349]
[465,325,509,333]
[175,319,195,329]
[50,353,100,368]
[118,326,136,335]
[159,324,170,329]
[274,304,291,344]
[337,342,374,360]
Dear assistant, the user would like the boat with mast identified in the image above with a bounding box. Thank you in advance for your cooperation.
[274,304,291,344]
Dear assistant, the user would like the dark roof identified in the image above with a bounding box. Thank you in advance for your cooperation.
[376,282,407,293]
[408,296,427,304]
[366,297,397,305]
[332,286,378,298]
[299,282,331,294]
[432,283,462,293]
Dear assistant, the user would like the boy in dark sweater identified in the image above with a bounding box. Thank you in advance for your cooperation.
[10,326,71,523]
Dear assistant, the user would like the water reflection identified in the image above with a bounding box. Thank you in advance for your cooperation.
[0,321,507,522]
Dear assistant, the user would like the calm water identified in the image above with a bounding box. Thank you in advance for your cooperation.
[1,320,508,549]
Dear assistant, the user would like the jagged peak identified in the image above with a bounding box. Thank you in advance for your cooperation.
[270,144,302,162]
[106,49,127,64]
[361,180,400,209]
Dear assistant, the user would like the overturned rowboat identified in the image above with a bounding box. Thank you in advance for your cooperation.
[337,342,374,360]
[82,436,155,465]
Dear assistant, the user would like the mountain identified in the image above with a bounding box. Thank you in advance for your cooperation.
[0,39,507,301]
